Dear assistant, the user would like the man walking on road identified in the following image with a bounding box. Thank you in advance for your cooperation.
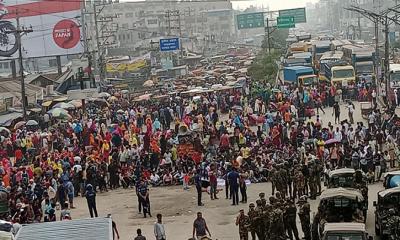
[194,169,204,206]
[154,214,166,240]
[193,212,211,239]
[84,184,98,218]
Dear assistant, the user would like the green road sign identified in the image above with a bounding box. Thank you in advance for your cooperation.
[236,12,264,30]
[277,16,295,29]
[279,8,306,23]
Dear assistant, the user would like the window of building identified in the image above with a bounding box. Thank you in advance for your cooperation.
[147,19,157,25]
[125,12,134,18]
[49,59,57,67]
[122,23,129,29]
[2,62,9,69]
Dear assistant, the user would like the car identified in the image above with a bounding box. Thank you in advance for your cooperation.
[382,170,400,189]
[373,187,400,238]
[312,188,367,240]
[322,222,373,240]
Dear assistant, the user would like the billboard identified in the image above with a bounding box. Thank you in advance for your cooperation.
[0,0,83,59]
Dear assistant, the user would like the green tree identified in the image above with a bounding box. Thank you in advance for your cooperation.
[248,51,280,84]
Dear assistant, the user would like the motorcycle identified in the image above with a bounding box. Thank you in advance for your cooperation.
[0,10,18,57]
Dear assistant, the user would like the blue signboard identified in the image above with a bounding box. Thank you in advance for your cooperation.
[159,38,180,51]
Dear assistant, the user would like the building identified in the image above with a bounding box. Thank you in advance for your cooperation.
[84,0,236,56]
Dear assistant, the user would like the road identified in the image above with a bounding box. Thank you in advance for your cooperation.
[68,101,385,240]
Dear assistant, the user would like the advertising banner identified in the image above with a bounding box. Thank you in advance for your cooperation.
[0,0,83,59]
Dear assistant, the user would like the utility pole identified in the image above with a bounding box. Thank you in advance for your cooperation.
[6,10,32,120]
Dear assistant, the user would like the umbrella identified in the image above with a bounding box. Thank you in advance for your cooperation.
[231,105,243,111]
[325,139,340,145]
[108,96,118,102]
[26,120,39,126]
[14,121,26,130]
[47,108,69,118]
[53,97,68,102]
[117,109,125,114]
[0,127,10,134]
[143,80,154,87]
[68,100,82,108]
[121,90,129,94]
[272,88,281,93]
[98,92,111,98]
[42,101,52,107]
[88,98,109,107]
[52,102,75,110]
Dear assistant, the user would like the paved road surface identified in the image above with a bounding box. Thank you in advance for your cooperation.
[68,101,385,239]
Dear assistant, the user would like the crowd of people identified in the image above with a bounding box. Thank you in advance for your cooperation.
[0,61,399,238]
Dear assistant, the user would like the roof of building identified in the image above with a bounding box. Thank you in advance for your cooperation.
[15,217,112,240]
[0,80,42,97]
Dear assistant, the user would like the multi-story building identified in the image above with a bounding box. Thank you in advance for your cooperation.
[84,0,236,56]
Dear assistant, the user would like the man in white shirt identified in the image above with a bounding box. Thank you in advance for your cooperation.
[154,214,166,240]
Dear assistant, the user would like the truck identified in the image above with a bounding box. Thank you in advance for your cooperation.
[320,61,355,87]
[322,223,373,240]
[282,66,318,86]
[284,52,313,67]
[342,45,375,83]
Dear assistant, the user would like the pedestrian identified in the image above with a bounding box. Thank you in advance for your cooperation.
[228,167,240,205]
[138,179,151,218]
[285,199,300,240]
[235,209,250,240]
[333,102,340,124]
[239,173,247,203]
[134,228,146,240]
[192,212,212,239]
[154,213,166,240]
[84,184,98,218]
[347,101,355,124]
[194,169,204,206]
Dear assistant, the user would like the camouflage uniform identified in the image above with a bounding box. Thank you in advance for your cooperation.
[298,196,311,240]
[270,167,277,195]
[248,203,258,240]
[387,211,400,240]
[270,203,286,240]
[308,162,317,200]
[237,212,250,240]
[285,199,300,240]
[293,169,305,199]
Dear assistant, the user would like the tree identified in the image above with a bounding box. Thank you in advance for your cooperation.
[248,51,280,84]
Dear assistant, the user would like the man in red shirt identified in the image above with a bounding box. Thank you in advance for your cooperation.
[220,131,230,152]
[208,163,218,200]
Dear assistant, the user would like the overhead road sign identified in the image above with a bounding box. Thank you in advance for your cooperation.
[279,8,307,23]
[159,38,180,51]
[277,16,295,29]
[236,12,265,29]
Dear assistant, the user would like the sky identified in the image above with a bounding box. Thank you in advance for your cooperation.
[232,0,319,11]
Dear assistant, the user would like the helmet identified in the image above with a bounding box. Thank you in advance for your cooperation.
[388,208,396,215]
[249,203,255,208]
[259,192,265,198]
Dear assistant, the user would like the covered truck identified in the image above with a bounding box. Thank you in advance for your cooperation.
[282,66,317,86]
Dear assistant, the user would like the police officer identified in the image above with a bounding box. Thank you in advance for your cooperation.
[298,196,311,240]
[236,209,250,240]
[387,208,400,240]
[270,202,285,240]
[248,203,258,240]
[285,198,300,240]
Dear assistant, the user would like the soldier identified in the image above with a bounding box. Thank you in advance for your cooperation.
[308,161,317,200]
[236,209,250,240]
[270,164,277,195]
[248,203,258,240]
[293,167,305,200]
[284,161,294,199]
[255,200,266,240]
[285,198,300,240]
[278,164,288,198]
[314,159,323,195]
[259,192,266,207]
[387,208,400,240]
[297,196,311,240]
[270,202,286,240]
[263,204,273,240]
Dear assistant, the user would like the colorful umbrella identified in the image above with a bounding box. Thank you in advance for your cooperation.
[26,120,39,126]
[0,127,10,134]
[14,121,26,130]
[68,100,82,108]
[325,139,340,145]
[47,108,69,118]
[98,92,111,98]
[52,102,75,110]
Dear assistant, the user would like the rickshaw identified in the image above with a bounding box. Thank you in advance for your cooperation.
[360,101,372,119]
[373,187,400,238]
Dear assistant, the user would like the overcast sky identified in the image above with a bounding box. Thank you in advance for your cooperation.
[232,0,319,10]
